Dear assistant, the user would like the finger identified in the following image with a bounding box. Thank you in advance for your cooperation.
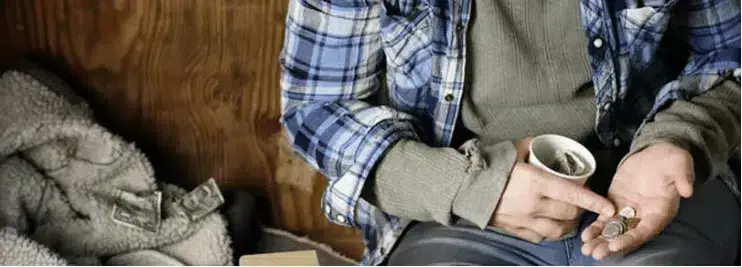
[674,173,695,198]
[528,217,573,240]
[581,218,608,242]
[502,225,544,244]
[592,241,611,260]
[514,137,533,162]
[492,213,522,228]
[534,198,581,220]
[600,247,631,260]
[607,214,667,252]
[581,237,605,256]
[538,174,615,216]
[674,154,696,198]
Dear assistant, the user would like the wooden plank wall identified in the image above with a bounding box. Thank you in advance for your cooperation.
[0,0,364,259]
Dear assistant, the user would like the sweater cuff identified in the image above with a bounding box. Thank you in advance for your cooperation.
[368,139,478,225]
[368,139,516,227]
[625,80,740,182]
[452,140,517,229]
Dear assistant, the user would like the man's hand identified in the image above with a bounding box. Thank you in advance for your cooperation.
[490,138,616,243]
[580,142,695,260]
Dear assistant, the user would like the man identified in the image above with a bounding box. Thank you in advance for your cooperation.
[280,0,740,265]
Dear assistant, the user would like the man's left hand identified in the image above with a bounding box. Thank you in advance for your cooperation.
[580,142,695,260]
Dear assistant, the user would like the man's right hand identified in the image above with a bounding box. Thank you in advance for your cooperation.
[489,138,615,243]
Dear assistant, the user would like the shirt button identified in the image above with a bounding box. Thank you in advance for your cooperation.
[592,37,604,49]
[444,93,454,102]
[601,102,612,111]
[455,23,464,32]
[612,138,621,147]
[323,204,331,215]
[336,215,346,224]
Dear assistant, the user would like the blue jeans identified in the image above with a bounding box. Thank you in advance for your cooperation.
[387,179,739,265]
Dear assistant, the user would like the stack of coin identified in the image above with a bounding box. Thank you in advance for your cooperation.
[601,207,636,239]
[602,217,628,239]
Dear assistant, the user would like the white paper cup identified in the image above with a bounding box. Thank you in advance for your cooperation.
[528,134,596,186]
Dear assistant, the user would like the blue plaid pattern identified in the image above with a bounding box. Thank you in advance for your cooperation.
[280,0,740,264]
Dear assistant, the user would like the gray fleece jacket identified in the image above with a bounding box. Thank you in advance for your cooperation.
[0,69,232,265]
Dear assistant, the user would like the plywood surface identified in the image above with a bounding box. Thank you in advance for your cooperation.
[0,0,364,259]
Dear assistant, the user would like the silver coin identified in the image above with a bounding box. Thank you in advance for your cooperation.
[602,219,628,239]
[618,206,636,218]
[602,223,622,239]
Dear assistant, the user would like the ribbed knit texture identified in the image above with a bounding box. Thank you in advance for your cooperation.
[369,0,739,233]
[460,0,596,144]
[370,1,592,228]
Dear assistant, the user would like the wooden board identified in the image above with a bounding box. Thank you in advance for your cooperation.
[0,0,364,259]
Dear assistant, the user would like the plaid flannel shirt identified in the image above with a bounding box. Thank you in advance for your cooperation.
[280,0,740,264]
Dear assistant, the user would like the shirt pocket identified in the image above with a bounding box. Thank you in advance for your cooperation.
[618,6,672,68]
[379,3,434,107]
[379,3,433,75]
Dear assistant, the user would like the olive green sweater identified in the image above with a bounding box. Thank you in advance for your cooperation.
[363,0,740,229]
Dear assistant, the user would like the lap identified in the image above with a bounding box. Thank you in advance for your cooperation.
[386,221,571,265]
[387,179,739,266]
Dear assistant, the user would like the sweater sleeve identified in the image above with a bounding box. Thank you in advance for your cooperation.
[629,79,740,183]
[362,139,517,229]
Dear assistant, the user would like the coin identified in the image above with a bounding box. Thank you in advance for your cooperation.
[602,219,627,239]
[600,207,635,239]
[602,223,622,239]
[618,206,636,218]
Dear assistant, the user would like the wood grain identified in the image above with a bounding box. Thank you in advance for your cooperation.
[0,0,364,259]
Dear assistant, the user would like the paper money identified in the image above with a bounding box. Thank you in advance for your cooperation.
[111,191,162,232]
[549,149,587,176]
[177,178,225,221]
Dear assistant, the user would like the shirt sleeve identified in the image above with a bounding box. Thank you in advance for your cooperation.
[628,0,740,183]
[641,0,739,121]
[280,0,421,227]
[629,80,740,183]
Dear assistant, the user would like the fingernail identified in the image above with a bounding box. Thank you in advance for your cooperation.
[581,234,590,242]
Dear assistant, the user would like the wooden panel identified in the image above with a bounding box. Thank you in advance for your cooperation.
[0,0,364,259]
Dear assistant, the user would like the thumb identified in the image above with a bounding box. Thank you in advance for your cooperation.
[674,157,695,198]
[674,170,695,198]
[514,137,533,162]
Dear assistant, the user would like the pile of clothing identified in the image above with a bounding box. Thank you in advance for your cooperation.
[0,64,234,265]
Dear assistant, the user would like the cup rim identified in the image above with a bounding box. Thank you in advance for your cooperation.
[529,134,596,180]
